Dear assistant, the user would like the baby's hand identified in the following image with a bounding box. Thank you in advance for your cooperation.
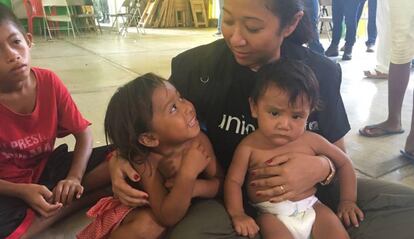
[181,140,211,178]
[231,213,259,239]
[53,177,84,205]
[337,200,364,228]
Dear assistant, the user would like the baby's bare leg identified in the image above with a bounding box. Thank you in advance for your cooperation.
[110,207,165,239]
[256,213,294,239]
[312,202,349,239]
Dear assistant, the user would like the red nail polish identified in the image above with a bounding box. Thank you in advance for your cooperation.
[256,192,261,196]
[250,182,256,187]
[133,174,140,181]
[266,159,273,164]
[251,171,256,176]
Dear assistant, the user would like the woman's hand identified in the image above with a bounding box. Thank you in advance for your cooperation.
[19,184,62,217]
[109,154,149,207]
[53,176,83,205]
[230,213,260,239]
[337,200,364,228]
[249,152,329,202]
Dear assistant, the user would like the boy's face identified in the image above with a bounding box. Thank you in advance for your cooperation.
[250,83,311,146]
[0,21,32,89]
[150,82,200,146]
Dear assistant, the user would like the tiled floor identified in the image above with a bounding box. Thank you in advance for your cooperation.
[31,28,414,238]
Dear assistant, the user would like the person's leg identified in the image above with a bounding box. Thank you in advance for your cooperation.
[305,0,325,55]
[366,0,377,47]
[167,199,255,239]
[215,0,224,35]
[312,202,349,239]
[374,0,390,75]
[326,0,344,56]
[342,0,361,60]
[110,208,166,239]
[360,0,413,136]
[318,178,414,239]
[256,213,293,239]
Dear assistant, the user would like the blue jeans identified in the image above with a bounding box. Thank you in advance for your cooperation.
[357,0,378,46]
[331,0,363,47]
[217,0,224,33]
[305,0,325,55]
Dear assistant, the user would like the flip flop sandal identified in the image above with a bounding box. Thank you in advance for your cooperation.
[400,150,414,160]
[359,125,405,137]
[363,70,388,79]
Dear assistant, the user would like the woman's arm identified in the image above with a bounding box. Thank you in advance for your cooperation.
[52,127,93,205]
[248,139,339,202]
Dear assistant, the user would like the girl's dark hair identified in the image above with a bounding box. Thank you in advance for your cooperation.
[104,73,165,164]
[0,3,27,35]
[265,0,313,45]
[251,59,320,111]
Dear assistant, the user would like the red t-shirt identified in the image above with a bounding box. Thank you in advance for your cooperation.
[0,67,90,184]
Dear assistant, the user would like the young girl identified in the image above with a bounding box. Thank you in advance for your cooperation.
[77,73,223,239]
[0,4,112,239]
[224,59,364,239]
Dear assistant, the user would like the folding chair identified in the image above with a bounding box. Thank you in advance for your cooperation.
[42,0,76,39]
[21,0,47,36]
[110,0,143,35]
[319,0,333,40]
[68,0,101,34]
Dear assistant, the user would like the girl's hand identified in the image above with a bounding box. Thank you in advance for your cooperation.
[181,141,211,178]
[337,200,364,228]
[109,153,149,207]
[20,184,62,217]
[231,213,260,239]
[53,177,83,205]
[249,152,326,202]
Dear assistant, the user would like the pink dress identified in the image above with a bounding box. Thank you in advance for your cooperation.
[77,197,134,239]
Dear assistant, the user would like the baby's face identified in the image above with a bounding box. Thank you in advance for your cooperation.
[250,84,311,146]
[150,82,200,144]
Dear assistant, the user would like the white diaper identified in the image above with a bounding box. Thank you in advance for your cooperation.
[253,195,318,239]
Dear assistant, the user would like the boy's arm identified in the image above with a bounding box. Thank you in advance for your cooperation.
[193,132,224,198]
[307,132,357,202]
[0,179,62,217]
[224,143,251,218]
[53,127,93,204]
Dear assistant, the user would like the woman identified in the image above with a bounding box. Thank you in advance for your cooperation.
[109,0,414,238]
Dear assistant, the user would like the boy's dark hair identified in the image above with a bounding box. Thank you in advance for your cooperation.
[251,59,320,111]
[104,73,165,164]
[0,3,27,35]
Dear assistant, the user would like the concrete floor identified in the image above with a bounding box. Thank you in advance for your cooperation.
[31,28,414,238]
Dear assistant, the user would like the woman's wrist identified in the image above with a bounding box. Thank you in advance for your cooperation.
[319,156,336,186]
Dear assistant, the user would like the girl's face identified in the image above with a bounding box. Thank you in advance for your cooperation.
[250,83,310,146]
[222,0,300,70]
[150,82,200,146]
[0,22,32,88]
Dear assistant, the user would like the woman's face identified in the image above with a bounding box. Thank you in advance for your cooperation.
[221,0,296,70]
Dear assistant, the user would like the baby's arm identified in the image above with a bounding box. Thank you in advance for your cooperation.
[307,132,364,227]
[53,127,93,205]
[139,140,211,227]
[192,132,224,198]
[224,143,259,238]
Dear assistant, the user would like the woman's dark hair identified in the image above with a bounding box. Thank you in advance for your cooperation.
[0,3,27,35]
[104,73,166,164]
[264,0,313,45]
[251,58,320,111]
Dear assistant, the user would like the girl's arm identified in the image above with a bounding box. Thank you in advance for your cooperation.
[139,140,211,227]
[53,127,93,205]
[192,132,224,198]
